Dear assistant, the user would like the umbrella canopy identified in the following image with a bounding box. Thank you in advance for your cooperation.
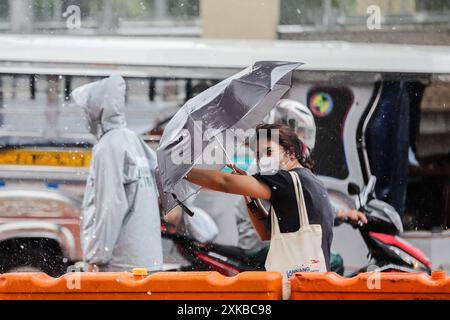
[157,61,302,214]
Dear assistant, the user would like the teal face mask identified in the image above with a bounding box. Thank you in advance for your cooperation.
[221,155,255,173]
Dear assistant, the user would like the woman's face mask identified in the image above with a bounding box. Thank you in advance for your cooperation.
[258,155,279,173]
[257,140,293,173]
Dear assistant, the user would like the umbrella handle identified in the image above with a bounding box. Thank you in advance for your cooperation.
[171,193,195,216]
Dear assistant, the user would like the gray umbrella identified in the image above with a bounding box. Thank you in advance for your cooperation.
[156,61,302,214]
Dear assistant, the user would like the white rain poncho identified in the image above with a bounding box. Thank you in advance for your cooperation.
[72,74,163,272]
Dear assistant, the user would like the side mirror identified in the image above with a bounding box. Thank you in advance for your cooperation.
[348,182,361,195]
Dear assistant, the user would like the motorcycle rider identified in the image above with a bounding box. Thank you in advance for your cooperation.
[265,99,368,226]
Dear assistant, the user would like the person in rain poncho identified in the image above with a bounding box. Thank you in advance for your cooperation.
[72,74,163,272]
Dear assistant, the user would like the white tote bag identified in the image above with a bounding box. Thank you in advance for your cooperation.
[265,171,327,299]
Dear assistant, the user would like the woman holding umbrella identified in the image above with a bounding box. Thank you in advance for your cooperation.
[158,62,332,293]
[184,123,334,272]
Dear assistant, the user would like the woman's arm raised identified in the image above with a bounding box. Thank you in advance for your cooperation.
[185,168,272,200]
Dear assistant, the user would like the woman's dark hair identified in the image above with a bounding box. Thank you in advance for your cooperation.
[255,123,314,170]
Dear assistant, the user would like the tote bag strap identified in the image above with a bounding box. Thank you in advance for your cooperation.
[289,171,310,227]
[269,206,282,236]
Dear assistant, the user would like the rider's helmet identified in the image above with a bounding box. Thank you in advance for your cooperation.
[266,99,316,153]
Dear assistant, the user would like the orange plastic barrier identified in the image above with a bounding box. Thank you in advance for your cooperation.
[0,271,282,300]
[291,271,450,300]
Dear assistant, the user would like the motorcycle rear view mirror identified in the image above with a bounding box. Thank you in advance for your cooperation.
[347,182,361,195]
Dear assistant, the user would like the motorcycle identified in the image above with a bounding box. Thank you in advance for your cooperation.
[344,176,432,275]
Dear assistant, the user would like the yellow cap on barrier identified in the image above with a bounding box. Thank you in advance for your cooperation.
[132,268,148,276]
